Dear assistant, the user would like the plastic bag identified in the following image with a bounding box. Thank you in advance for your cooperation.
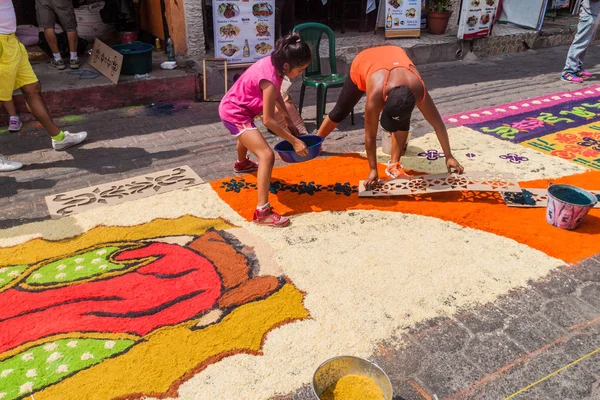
[275,76,308,136]
[274,99,308,136]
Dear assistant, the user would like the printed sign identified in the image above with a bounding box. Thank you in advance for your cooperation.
[90,39,123,84]
[213,0,276,65]
[385,0,421,38]
[457,0,498,40]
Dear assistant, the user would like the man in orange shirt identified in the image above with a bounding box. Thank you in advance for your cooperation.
[317,46,463,190]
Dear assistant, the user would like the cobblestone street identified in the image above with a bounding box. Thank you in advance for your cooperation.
[1,44,600,399]
[4,45,600,228]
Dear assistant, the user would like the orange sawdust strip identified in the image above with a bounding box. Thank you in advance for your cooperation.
[211,155,600,263]
[0,215,233,267]
[35,283,308,400]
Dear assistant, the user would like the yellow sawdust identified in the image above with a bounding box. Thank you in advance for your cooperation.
[321,375,385,400]
[34,283,308,400]
[0,215,232,267]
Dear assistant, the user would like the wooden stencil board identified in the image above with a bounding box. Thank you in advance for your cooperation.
[90,39,123,84]
[359,172,522,197]
[45,166,203,218]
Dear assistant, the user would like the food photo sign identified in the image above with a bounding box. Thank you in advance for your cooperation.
[213,0,275,65]
[457,0,498,39]
[384,0,421,38]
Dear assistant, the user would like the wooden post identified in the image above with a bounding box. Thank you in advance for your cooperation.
[202,58,229,102]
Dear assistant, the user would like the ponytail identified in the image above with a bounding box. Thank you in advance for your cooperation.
[271,32,311,75]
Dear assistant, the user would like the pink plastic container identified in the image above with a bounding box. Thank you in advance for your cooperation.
[546,184,597,230]
[119,31,137,44]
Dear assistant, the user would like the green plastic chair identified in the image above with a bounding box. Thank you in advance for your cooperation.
[293,22,354,129]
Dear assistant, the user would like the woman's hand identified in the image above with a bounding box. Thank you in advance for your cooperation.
[446,156,464,174]
[293,139,308,156]
[364,169,380,191]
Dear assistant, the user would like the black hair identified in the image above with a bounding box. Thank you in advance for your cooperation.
[271,32,312,75]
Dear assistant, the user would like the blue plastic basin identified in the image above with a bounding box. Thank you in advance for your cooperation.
[111,42,154,75]
[274,135,323,163]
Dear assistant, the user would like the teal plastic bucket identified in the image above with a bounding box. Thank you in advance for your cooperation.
[111,42,154,75]
[546,184,597,230]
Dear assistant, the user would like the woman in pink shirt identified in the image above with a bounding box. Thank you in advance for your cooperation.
[219,33,311,227]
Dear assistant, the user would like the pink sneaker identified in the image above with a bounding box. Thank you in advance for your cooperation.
[577,69,593,78]
[253,207,290,227]
[8,118,22,132]
[561,73,583,83]
[234,157,259,173]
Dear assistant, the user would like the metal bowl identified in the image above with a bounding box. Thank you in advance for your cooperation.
[274,135,323,163]
[312,356,393,399]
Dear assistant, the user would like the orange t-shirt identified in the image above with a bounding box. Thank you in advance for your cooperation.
[349,46,426,103]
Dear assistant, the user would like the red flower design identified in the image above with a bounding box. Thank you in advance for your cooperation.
[580,131,600,140]
[0,242,222,354]
[554,133,579,144]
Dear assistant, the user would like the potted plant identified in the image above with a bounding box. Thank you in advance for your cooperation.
[427,0,452,35]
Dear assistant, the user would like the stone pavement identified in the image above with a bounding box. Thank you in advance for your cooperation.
[1,44,600,399]
[280,257,600,399]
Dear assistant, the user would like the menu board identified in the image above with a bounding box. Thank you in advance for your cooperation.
[384,0,421,38]
[213,0,275,64]
[457,0,498,39]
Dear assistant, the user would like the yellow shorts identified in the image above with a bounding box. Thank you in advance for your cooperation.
[0,34,39,102]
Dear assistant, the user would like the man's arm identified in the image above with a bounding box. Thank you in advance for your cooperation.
[363,84,385,189]
[417,93,464,173]
[417,93,452,156]
[364,95,382,173]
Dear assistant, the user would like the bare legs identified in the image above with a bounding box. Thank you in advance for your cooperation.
[67,31,78,53]
[237,129,275,206]
[20,82,60,137]
[316,116,338,139]
[3,99,17,117]
[236,139,248,162]
[43,29,78,55]
[43,28,60,54]
[390,130,409,164]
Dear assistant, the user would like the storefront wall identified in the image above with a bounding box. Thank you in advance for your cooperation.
[183,0,206,57]
[177,0,468,59]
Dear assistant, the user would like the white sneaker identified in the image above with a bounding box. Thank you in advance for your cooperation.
[0,155,23,172]
[52,131,87,151]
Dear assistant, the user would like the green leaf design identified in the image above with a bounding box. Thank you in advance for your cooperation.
[0,266,28,289]
[25,247,127,286]
[0,338,135,399]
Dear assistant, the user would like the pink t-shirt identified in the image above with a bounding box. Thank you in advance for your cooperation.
[219,56,283,124]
